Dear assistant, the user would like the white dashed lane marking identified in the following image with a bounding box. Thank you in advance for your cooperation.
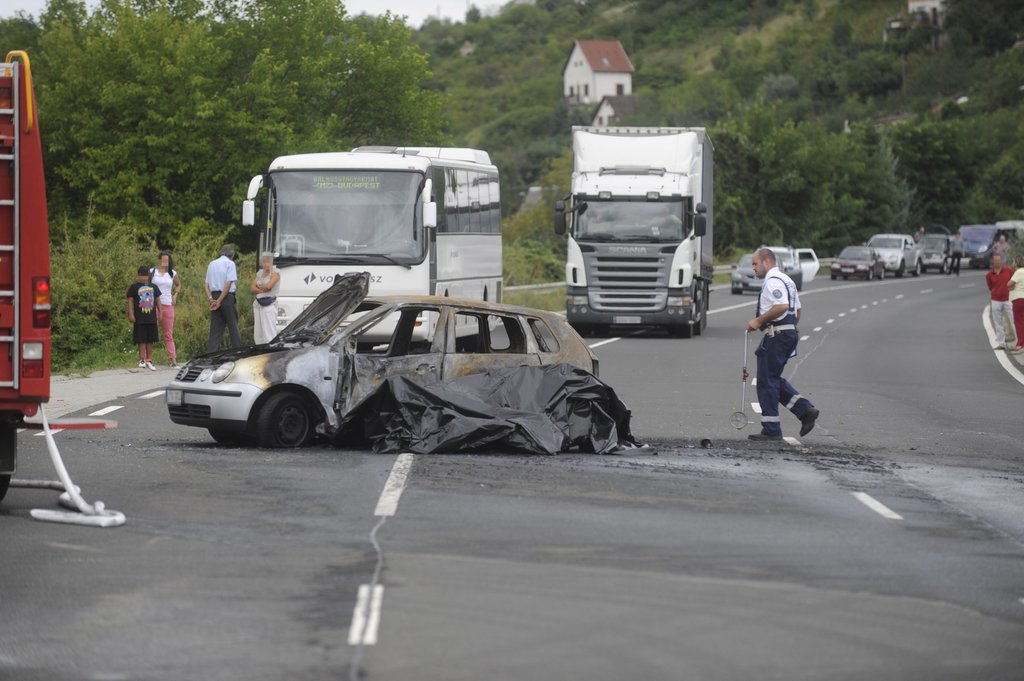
[800,335,810,341]
[895,294,904,299]
[920,289,933,294]
[348,585,384,645]
[826,318,835,324]
[813,326,822,332]
[374,453,414,517]
[750,402,762,414]
[34,430,62,437]
[852,492,904,520]
[89,405,123,417]
[140,390,165,399]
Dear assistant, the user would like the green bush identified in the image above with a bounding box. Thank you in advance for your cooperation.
[49,219,256,373]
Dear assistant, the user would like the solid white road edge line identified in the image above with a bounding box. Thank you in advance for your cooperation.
[89,405,123,417]
[140,390,165,399]
[374,453,414,517]
[852,492,903,520]
[348,584,384,645]
[981,304,1024,387]
[588,337,622,349]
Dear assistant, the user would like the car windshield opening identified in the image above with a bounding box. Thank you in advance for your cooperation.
[574,200,685,243]
[839,247,871,259]
[270,170,424,262]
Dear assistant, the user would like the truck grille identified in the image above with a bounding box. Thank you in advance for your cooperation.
[583,248,671,312]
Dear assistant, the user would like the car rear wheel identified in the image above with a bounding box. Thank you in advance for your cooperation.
[208,428,250,445]
[830,274,836,281]
[867,269,873,280]
[257,393,314,448]
[879,266,885,279]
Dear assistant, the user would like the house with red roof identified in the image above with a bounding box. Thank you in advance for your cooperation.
[563,39,634,105]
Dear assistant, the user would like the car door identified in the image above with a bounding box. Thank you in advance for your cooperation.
[442,310,541,379]
[344,306,445,409]
[796,248,818,284]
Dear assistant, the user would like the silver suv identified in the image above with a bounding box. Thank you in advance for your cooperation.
[866,233,923,277]
[763,245,804,291]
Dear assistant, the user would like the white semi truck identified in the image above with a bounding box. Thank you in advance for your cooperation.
[555,126,713,338]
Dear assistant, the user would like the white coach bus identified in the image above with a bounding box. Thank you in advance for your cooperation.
[242,147,503,331]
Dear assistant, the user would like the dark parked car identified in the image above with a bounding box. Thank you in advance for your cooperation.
[830,246,885,280]
[730,253,760,294]
[166,273,599,447]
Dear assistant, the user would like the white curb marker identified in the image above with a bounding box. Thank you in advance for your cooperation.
[852,492,903,520]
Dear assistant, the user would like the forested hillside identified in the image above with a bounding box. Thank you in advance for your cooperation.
[415,0,1024,280]
[1,0,1023,367]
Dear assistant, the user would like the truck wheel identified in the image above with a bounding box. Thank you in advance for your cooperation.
[669,324,693,338]
[0,474,10,502]
[0,421,15,502]
[257,393,314,448]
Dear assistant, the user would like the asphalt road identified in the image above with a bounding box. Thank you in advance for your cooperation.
[2,268,1023,681]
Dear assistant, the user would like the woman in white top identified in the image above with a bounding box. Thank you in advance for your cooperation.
[251,251,281,345]
[151,251,182,367]
[1009,255,1024,353]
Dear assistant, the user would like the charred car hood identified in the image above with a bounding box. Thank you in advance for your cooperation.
[274,272,370,344]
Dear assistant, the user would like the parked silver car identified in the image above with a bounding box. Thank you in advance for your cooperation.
[730,253,760,294]
[165,273,599,447]
[866,233,922,277]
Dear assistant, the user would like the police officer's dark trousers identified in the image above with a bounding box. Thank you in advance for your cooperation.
[755,328,814,437]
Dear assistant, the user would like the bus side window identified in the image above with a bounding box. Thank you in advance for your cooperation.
[458,170,471,232]
[469,171,482,233]
[445,168,458,233]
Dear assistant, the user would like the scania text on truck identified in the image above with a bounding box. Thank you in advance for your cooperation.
[241,147,502,334]
[555,127,712,338]
[0,51,52,502]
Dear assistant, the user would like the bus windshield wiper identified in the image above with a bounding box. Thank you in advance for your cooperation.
[325,253,412,269]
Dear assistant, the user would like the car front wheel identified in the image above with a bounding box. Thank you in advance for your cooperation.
[895,261,905,278]
[912,260,922,277]
[257,393,314,448]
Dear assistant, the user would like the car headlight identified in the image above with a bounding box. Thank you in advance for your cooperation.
[212,361,235,383]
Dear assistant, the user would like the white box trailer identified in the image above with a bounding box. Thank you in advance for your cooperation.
[555,127,713,338]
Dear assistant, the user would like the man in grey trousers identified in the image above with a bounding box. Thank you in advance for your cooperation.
[204,244,242,352]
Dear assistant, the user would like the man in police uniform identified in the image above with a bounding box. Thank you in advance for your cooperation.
[745,248,819,441]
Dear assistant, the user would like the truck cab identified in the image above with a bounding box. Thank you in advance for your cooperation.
[556,127,713,338]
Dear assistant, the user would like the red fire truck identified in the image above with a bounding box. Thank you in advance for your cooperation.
[0,51,52,502]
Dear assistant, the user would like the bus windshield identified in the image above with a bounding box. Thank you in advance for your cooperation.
[270,170,424,263]
[574,200,686,243]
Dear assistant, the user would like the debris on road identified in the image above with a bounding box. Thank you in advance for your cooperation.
[348,363,640,455]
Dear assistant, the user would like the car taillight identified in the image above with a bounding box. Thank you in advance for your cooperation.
[32,276,50,328]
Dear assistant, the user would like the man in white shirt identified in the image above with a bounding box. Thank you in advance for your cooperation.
[204,244,242,352]
[745,248,819,441]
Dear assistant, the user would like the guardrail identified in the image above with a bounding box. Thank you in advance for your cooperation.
[506,259,836,292]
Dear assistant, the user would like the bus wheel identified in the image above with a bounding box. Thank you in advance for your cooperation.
[257,393,314,448]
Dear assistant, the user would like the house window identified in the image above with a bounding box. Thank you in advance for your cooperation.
[569,86,574,97]
[616,83,624,96]
[584,84,589,97]
[597,116,603,125]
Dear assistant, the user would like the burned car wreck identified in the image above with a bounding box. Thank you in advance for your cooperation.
[165,273,632,452]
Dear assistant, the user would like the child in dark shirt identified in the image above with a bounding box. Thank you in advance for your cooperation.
[127,265,160,370]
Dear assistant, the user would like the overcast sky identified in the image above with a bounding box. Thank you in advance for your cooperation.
[0,0,489,28]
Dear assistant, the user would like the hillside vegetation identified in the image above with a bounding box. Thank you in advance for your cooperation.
[0,0,1023,368]
[416,0,1024,278]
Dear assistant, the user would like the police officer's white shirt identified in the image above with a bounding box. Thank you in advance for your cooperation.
[758,266,800,322]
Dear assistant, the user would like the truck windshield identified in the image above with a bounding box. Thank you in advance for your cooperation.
[574,200,685,243]
[269,170,424,263]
